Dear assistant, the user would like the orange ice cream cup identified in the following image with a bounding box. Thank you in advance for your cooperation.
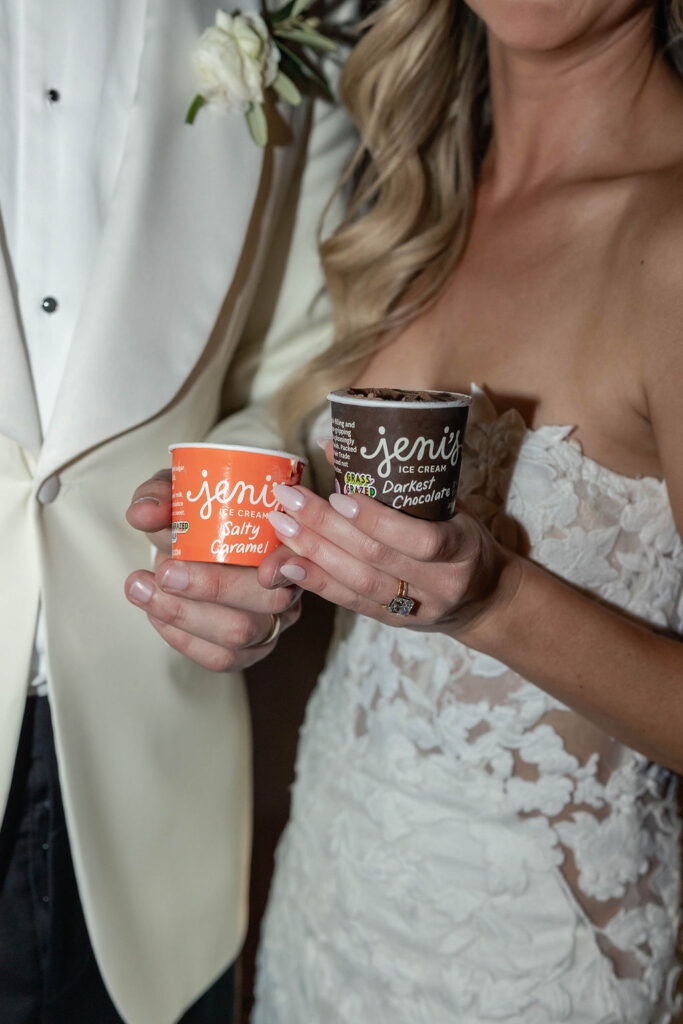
[169,444,307,566]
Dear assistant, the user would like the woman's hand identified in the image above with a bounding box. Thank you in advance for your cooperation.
[124,470,302,672]
[258,483,522,644]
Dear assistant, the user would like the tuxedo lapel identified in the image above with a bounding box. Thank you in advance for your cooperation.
[0,235,41,455]
[38,0,265,478]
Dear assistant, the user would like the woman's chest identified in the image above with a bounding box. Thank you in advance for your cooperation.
[358,213,660,479]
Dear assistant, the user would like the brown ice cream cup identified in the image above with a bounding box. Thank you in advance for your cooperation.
[327,387,471,521]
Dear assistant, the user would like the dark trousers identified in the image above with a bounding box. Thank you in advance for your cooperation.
[0,697,235,1024]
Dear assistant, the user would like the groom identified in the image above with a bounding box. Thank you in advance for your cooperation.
[0,2,353,1023]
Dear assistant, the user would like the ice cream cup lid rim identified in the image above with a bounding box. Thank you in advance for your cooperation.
[327,389,471,410]
[169,443,307,464]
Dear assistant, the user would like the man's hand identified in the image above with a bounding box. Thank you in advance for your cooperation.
[124,470,301,671]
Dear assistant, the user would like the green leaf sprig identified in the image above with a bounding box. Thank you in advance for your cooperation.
[187,1,337,147]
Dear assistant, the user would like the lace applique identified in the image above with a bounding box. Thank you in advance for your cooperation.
[254,388,683,1024]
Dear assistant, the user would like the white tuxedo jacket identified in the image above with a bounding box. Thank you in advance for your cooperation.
[0,2,354,1021]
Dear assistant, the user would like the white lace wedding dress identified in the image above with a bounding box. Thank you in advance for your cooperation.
[253,388,683,1024]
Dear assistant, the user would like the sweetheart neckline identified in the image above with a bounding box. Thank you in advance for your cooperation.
[470,384,667,490]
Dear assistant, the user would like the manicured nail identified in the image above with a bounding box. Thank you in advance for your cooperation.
[315,437,333,450]
[280,563,307,582]
[160,564,190,591]
[329,493,359,519]
[129,578,154,604]
[132,496,160,506]
[272,482,305,512]
[268,510,300,537]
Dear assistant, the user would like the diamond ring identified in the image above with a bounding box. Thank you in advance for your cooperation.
[384,579,415,616]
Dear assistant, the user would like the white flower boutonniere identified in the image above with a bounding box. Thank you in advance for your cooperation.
[187,2,337,146]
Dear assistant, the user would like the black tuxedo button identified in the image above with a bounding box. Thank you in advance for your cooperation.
[46,88,61,103]
[41,296,58,313]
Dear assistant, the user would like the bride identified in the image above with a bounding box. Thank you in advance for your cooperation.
[253,0,683,1020]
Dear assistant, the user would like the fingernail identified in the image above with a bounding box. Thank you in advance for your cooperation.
[280,563,307,582]
[272,482,305,512]
[315,437,332,450]
[132,496,160,506]
[160,564,190,591]
[268,510,300,537]
[129,578,154,604]
[329,493,359,519]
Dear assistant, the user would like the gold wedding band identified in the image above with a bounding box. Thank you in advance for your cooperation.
[383,579,415,617]
[249,612,282,649]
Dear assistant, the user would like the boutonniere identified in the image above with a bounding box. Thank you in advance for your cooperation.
[186,2,337,146]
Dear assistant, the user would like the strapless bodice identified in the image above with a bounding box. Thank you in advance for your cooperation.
[253,387,683,1024]
[461,386,682,631]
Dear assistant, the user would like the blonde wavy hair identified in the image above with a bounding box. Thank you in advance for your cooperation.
[281,0,683,446]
